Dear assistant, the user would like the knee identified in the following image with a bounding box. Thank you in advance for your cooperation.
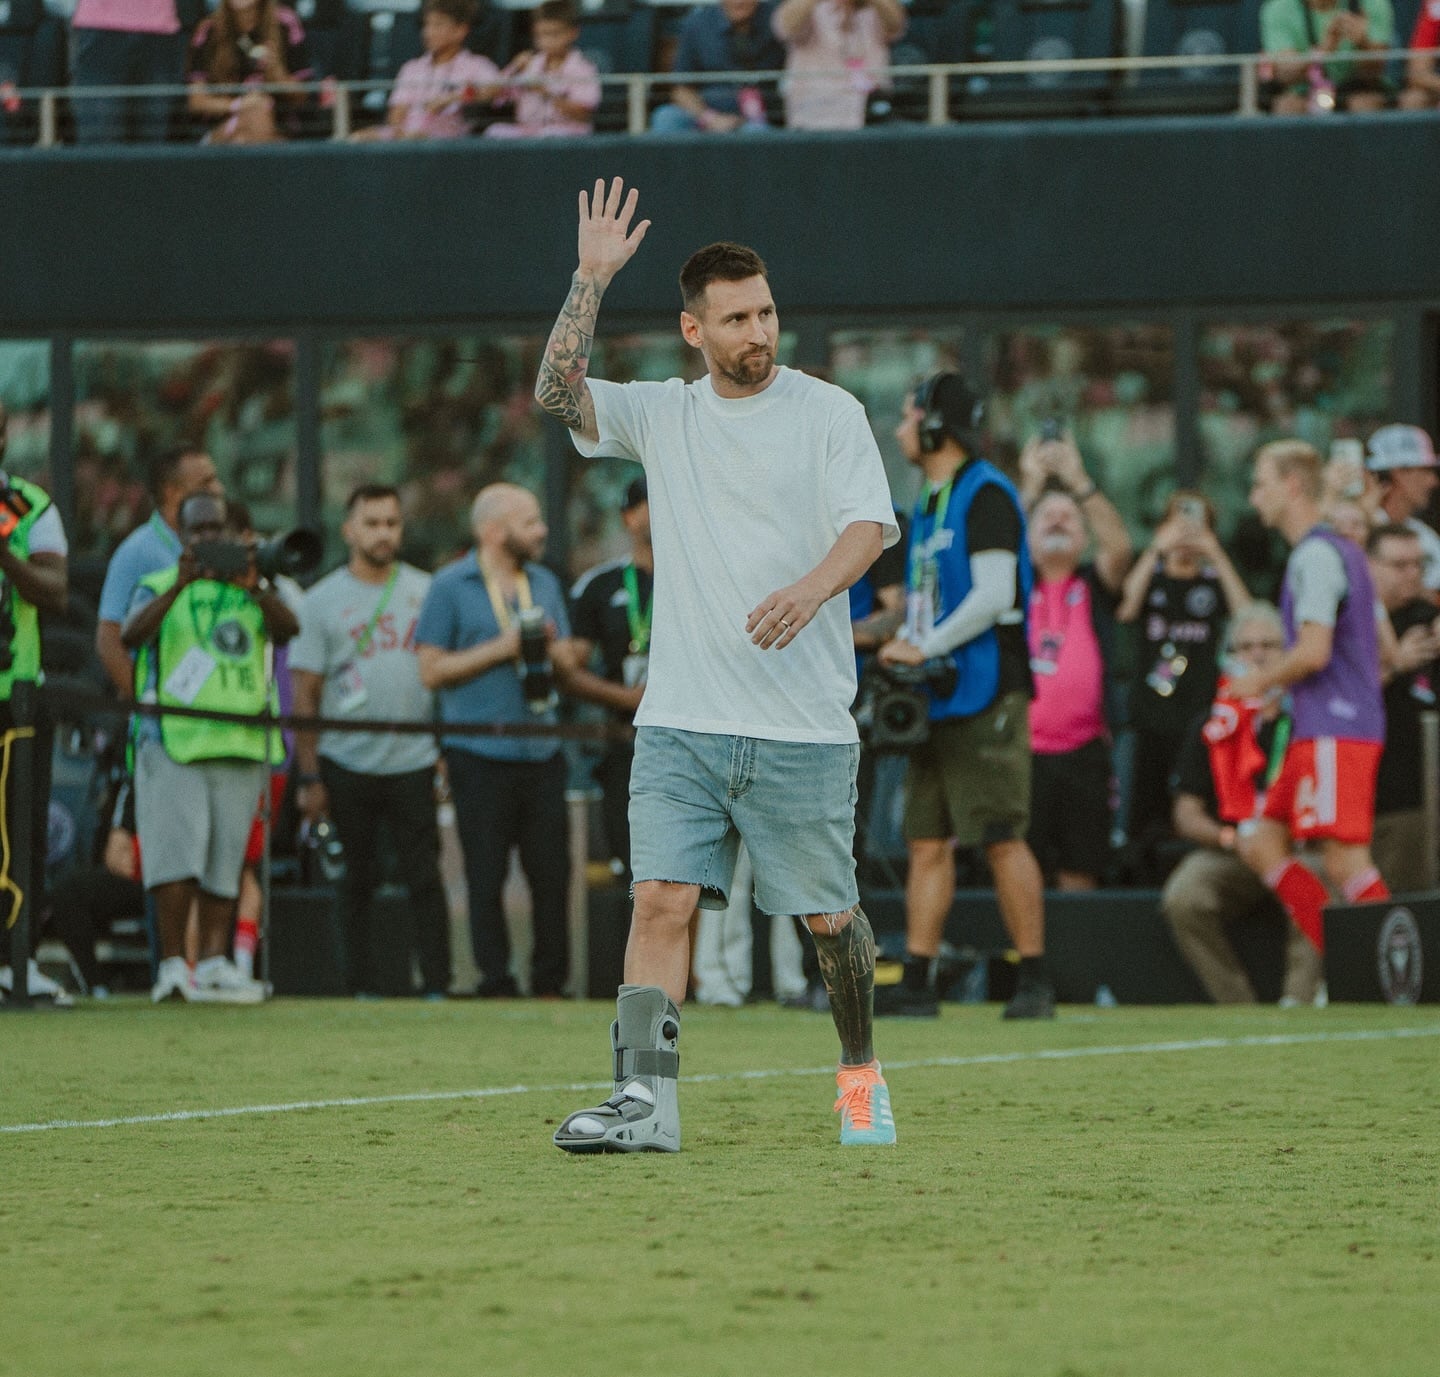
[802,906,860,938]
[908,839,952,872]
[632,880,699,933]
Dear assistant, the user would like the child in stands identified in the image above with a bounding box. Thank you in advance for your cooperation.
[486,0,600,138]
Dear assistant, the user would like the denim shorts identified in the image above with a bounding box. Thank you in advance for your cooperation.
[629,726,860,917]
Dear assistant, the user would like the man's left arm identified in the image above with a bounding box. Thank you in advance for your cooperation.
[747,521,885,651]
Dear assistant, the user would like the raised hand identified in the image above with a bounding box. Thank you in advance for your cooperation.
[578,177,651,286]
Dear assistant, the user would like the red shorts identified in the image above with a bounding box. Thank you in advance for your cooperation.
[1261,738,1381,844]
[243,772,289,867]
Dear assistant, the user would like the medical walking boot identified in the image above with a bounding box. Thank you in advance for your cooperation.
[553,984,681,1154]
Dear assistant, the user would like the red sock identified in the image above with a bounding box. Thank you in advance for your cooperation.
[1342,867,1389,905]
[235,917,260,958]
[1266,860,1329,952]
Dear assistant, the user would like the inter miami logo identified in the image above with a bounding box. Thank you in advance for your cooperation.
[1377,907,1424,1006]
[212,619,253,660]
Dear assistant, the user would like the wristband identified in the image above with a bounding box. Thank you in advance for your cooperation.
[296,773,321,786]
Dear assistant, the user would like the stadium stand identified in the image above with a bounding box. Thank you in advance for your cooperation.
[1115,0,1263,115]
[0,0,66,145]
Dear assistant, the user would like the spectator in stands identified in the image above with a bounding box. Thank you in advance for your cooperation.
[186,0,313,144]
[1261,0,1395,113]
[122,491,297,1003]
[0,402,69,998]
[1399,0,1440,107]
[415,483,574,998]
[1161,601,1324,1005]
[876,374,1055,1020]
[291,484,450,999]
[1021,437,1132,889]
[1230,440,1390,976]
[567,476,651,874]
[353,0,501,143]
[96,446,223,699]
[70,0,187,145]
[1117,491,1251,851]
[650,0,786,134]
[1367,523,1440,891]
[486,1,600,139]
[1367,424,1440,593]
[772,0,905,130]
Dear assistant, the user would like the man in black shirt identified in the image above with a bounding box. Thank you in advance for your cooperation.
[877,374,1053,1019]
[568,476,653,874]
[1367,523,1440,892]
[1162,602,1321,1004]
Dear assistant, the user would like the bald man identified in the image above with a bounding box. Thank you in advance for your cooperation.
[415,483,580,998]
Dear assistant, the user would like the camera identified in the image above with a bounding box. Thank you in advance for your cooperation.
[191,528,324,582]
[299,817,346,885]
[517,605,558,714]
[854,657,959,752]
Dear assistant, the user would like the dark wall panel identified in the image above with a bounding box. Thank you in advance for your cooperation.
[3,116,1438,332]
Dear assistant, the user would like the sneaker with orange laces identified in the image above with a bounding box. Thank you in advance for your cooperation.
[834,1062,896,1146]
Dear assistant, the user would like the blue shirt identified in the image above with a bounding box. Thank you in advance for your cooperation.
[413,552,572,763]
[99,513,183,625]
[673,1,785,115]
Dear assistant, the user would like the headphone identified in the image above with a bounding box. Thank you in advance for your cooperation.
[915,373,985,456]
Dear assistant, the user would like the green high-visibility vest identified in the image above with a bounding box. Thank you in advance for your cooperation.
[0,475,52,702]
[134,567,283,765]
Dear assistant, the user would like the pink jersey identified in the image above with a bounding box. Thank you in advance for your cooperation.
[774,0,898,130]
[390,49,500,139]
[73,0,179,34]
[494,48,600,137]
[1027,573,1107,755]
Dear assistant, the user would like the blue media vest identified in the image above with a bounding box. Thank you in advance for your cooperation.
[908,458,1033,721]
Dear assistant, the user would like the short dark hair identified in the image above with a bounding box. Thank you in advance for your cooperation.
[422,0,476,26]
[679,241,768,314]
[346,483,402,514]
[1367,521,1421,555]
[148,444,206,500]
[534,0,577,26]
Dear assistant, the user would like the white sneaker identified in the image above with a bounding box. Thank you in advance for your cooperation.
[151,956,193,1003]
[0,960,72,1005]
[193,956,268,1005]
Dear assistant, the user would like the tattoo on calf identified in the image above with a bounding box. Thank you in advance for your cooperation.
[536,272,605,432]
[809,906,876,1066]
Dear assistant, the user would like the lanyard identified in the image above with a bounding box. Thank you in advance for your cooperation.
[1263,713,1291,789]
[479,559,532,631]
[907,478,954,590]
[151,511,181,554]
[622,563,652,654]
[352,566,399,659]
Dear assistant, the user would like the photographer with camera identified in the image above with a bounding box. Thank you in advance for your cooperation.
[875,375,1054,1020]
[290,484,450,1000]
[121,491,298,1003]
[0,402,69,1000]
[415,483,576,999]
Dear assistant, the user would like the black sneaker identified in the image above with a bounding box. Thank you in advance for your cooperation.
[474,976,520,999]
[873,982,940,1018]
[1002,977,1056,1020]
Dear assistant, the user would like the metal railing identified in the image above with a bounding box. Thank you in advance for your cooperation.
[0,48,1433,147]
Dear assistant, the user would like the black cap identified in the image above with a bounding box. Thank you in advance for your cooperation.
[621,476,648,511]
[926,374,984,442]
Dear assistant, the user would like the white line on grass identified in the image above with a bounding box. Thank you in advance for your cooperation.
[4,1024,1438,1136]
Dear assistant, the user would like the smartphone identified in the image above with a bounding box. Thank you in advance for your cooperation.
[1176,496,1206,525]
[1039,418,1062,443]
[1328,439,1365,498]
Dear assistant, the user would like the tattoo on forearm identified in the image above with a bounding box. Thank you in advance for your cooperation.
[536,272,605,431]
[810,906,876,1066]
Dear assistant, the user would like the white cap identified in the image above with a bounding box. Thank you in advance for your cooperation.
[1366,424,1439,472]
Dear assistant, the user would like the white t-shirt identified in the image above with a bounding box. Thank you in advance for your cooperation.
[573,367,898,743]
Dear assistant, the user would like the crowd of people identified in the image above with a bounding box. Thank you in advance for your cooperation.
[11,0,1437,147]
[3,354,1440,1015]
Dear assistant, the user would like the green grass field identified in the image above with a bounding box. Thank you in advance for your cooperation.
[4,999,1438,1377]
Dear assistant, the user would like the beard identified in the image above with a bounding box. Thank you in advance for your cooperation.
[504,532,543,565]
[717,348,773,389]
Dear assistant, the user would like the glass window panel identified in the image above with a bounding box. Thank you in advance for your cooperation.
[985,323,1176,545]
[1197,318,1396,541]
[828,327,966,499]
[320,335,548,572]
[0,341,53,487]
[71,340,298,559]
